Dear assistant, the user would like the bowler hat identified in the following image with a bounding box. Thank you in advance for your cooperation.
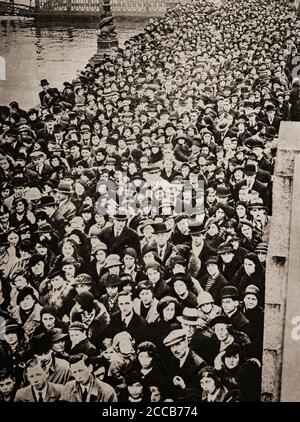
[243,164,257,176]
[217,242,234,255]
[255,242,268,254]
[104,274,121,288]
[152,222,171,234]
[220,286,239,300]
[40,79,50,86]
[209,315,232,327]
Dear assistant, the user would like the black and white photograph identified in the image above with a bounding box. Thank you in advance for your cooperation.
[0,0,299,408]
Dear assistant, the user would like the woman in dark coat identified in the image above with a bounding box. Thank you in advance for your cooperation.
[241,285,264,359]
[217,343,262,402]
[232,253,265,297]
[148,296,182,351]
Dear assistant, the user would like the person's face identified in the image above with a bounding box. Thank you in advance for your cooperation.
[14,186,24,198]
[192,233,204,246]
[200,376,216,394]
[173,280,187,296]
[244,289,259,309]
[177,218,189,233]
[156,232,168,246]
[257,252,267,263]
[0,158,10,171]
[20,294,35,311]
[27,365,48,390]
[4,332,18,346]
[75,284,90,295]
[162,302,175,321]
[241,225,252,239]
[118,294,133,317]
[102,345,115,362]
[52,339,65,353]
[181,322,196,338]
[69,329,85,345]
[13,275,28,289]
[8,231,19,247]
[70,360,91,385]
[51,275,65,290]
[71,217,85,232]
[139,289,153,306]
[222,298,238,314]
[214,323,229,341]
[207,263,218,276]
[63,264,75,278]
[221,251,234,263]
[15,200,25,214]
[31,261,44,276]
[170,338,188,360]
[42,313,56,330]
[244,258,255,275]
[107,286,118,297]
[138,351,153,369]
[128,382,143,399]
[208,224,218,236]
[147,268,160,283]
[114,219,126,232]
[62,242,74,257]
[124,255,135,268]
[108,265,120,275]
[0,377,15,396]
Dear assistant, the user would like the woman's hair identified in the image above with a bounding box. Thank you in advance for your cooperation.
[157,296,181,319]
[40,305,58,319]
[16,286,37,306]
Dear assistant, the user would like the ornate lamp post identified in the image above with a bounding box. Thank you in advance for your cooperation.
[90,0,119,65]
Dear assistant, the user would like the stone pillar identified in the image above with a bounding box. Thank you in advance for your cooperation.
[261,122,300,401]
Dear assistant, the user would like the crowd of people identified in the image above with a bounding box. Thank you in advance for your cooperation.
[0,0,299,403]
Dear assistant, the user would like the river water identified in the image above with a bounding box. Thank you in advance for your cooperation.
[0,16,148,109]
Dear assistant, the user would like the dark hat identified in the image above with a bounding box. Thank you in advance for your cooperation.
[16,286,36,305]
[30,333,52,355]
[243,284,260,298]
[119,273,134,285]
[0,320,22,335]
[137,280,153,293]
[220,286,239,300]
[216,186,231,198]
[163,329,187,347]
[35,196,56,210]
[217,242,234,255]
[76,292,95,312]
[206,255,219,266]
[69,322,87,332]
[50,328,68,343]
[189,222,206,235]
[112,214,128,221]
[152,223,171,234]
[73,273,93,286]
[44,114,56,122]
[243,164,257,176]
[209,315,232,327]
[0,233,9,247]
[265,103,276,111]
[244,138,264,149]
[124,371,144,386]
[104,274,121,288]
[35,222,53,234]
[40,79,50,86]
